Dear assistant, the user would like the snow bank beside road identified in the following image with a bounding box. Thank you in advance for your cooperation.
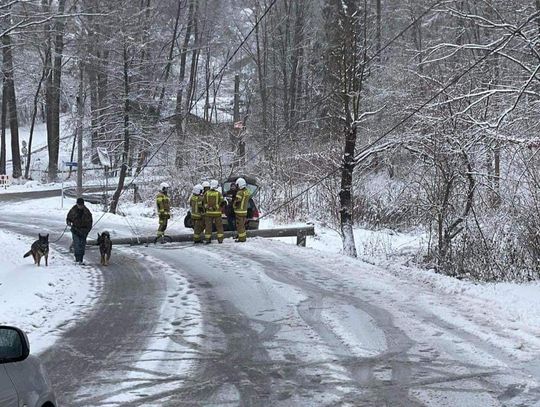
[386,263,540,329]
[384,262,540,358]
[0,230,98,353]
[0,180,62,194]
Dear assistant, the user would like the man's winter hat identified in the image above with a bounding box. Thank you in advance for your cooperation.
[76,197,85,205]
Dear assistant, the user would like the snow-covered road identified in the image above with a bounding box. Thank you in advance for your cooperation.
[1,191,540,405]
[118,240,539,406]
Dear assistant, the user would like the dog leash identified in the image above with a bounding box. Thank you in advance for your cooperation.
[50,224,69,244]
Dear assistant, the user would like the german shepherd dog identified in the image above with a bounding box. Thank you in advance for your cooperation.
[97,231,112,266]
[23,234,49,267]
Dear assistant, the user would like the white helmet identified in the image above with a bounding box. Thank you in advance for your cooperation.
[192,184,203,194]
[202,181,210,188]
[160,182,170,191]
[236,177,247,189]
[210,179,219,189]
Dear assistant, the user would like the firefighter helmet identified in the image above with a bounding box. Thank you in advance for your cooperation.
[235,177,247,189]
[160,182,170,191]
[202,181,210,188]
[193,184,203,194]
[210,179,219,189]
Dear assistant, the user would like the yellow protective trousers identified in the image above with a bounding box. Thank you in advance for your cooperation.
[235,215,247,242]
[204,215,224,243]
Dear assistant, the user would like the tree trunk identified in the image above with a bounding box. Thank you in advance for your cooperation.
[255,15,269,143]
[376,0,382,52]
[110,40,131,214]
[46,0,66,181]
[76,63,85,197]
[184,0,200,116]
[494,142,500,204]
[174,0,195,167]
[492,37,501,207]
[204,48,211,121]
[2,31,21,179]
[339,126,358,258]
[25,67,46,179]
[280,1,291,129]
[43,0,53,175]
[232,74,240,160]
[288,1,305,129]
[0,83,6,175]
[157,0,183,117]
[536,0,540,35]
[185,46,200,116]
[412,10,423,73]
[87,23,99,155]
[97,49,109,144]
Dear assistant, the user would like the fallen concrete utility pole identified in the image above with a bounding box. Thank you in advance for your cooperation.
[88,226,315,247]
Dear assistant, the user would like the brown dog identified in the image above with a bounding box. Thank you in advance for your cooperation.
[97,231,112,266]
[23,234,49,267]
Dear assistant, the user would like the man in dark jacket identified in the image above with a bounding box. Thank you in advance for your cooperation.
[224,182,238,231]
[66,197,93,264]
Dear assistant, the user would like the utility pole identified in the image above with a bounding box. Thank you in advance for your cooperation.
[233,74,245,167]
[76,63,84,197]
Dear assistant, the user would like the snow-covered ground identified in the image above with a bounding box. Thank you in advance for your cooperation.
[0,229,99,354]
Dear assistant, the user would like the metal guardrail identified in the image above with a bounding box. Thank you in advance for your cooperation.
[87,226,315,247]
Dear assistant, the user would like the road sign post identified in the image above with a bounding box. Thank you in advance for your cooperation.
[62,161,78,208]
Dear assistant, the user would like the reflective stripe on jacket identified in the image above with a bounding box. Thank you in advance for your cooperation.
[203,190,224,217]
[156,191,171,216]
[233,188,251,216]
[189,194,204,220]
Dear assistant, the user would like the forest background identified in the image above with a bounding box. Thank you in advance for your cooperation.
[2,0,540,281]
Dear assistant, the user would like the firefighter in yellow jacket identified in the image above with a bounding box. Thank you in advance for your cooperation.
[189,184,204,243]
[233,177,251,242]
[156,182,171,237]
[203,179,225,243]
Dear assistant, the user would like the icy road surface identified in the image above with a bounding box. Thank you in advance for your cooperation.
[66,237,540,406]
[1,193,540,405]
[111,240,539,407]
